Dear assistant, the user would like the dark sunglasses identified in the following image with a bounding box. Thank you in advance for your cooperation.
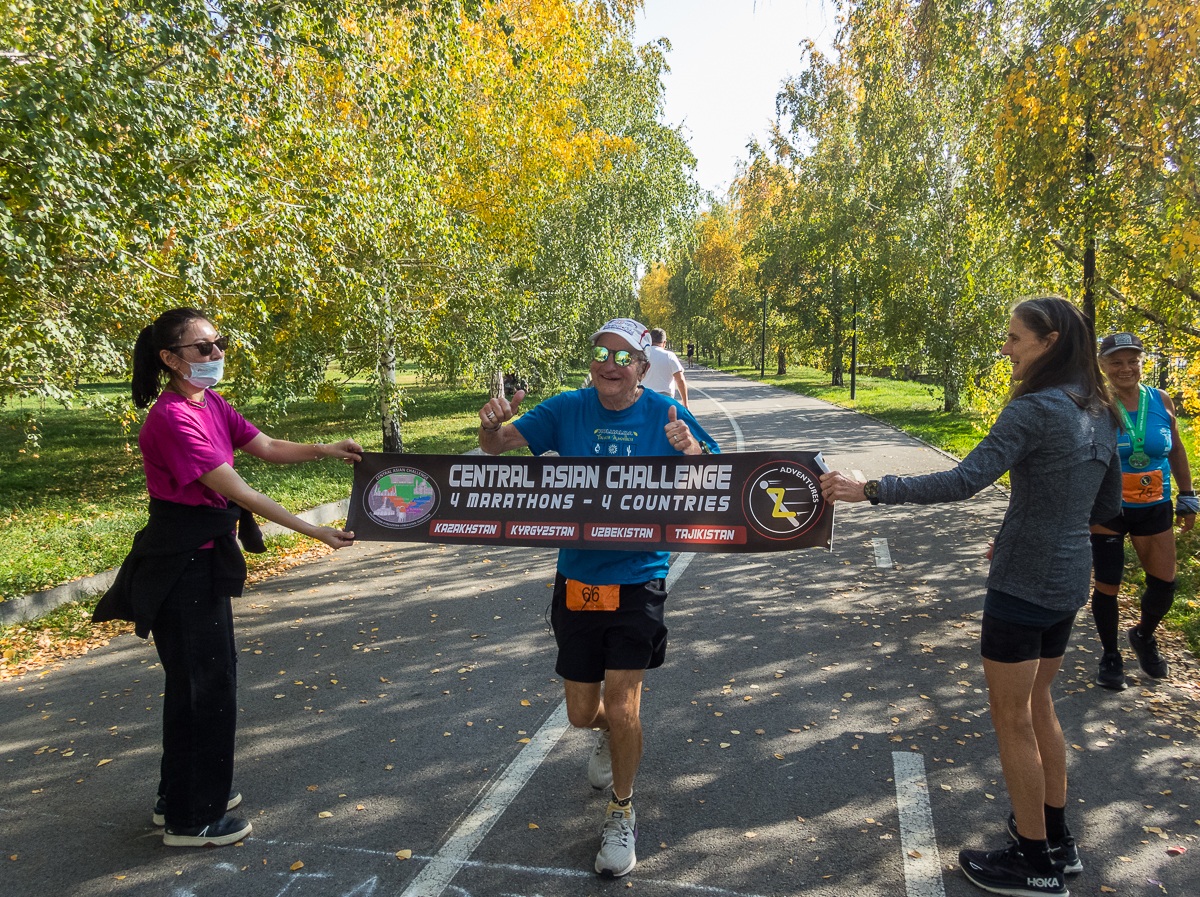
[170,335,229,358]
[592,346,638,367]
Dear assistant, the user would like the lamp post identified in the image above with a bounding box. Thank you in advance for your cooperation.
[850,284,858,400]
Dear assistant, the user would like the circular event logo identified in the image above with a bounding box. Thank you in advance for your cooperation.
[364,466,440,530]
[741,460,825,540]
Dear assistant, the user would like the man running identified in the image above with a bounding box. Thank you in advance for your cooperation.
[641,328,689,409]
[476,318,719,878]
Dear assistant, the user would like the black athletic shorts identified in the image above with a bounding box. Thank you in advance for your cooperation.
[550,572,668,683]
[1096,501,1173,538]
[980,588,1076,663]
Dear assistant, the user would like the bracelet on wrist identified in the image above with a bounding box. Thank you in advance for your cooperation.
[480,423,501,432]
[1179,489,1196,497]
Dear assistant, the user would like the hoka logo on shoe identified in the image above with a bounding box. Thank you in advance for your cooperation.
[1027,877,1059,888]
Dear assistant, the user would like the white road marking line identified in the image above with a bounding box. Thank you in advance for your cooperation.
[398,704,570,897]
[852,469,867,483]
[689,386,745,452]
[892,752,947,897]
[666,549,697,592]
[251,837,774,896]
[873,538,893,568]
[797,415,809,421]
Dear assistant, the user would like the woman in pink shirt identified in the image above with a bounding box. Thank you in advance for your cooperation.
[116,307,361,847]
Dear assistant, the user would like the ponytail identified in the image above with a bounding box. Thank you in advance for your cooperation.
[130,307,209,408]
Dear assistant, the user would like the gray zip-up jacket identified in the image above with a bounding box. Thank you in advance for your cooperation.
[877,386,1121,611]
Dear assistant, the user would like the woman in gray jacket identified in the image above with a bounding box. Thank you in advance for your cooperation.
[821,296,1121,897]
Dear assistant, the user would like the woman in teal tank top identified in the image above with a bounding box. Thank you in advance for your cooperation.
[1090,332,1196,688]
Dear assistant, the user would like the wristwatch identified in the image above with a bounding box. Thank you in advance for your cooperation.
[699,442,712,455]
[862,480,881,505]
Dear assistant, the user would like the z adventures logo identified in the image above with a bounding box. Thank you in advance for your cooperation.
[741,460,825,540]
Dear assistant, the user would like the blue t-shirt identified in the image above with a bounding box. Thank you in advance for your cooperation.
[514,387,720,584]
[1118,386,1173,506]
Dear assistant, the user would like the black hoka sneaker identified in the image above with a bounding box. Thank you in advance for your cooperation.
[1128,625,1169,678]
[1095,651,1127,690]
[1006,812,1083,874]
[959,841,1067,896]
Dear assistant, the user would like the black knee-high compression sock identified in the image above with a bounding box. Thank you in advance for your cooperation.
[1044,804,1068,842]
[1090,588,1121,653]
[1137,574,1177,636]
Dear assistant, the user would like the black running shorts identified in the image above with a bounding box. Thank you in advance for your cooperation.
[1096,500,1173,538]
[550,572,668,683]
[980,612,1076,663]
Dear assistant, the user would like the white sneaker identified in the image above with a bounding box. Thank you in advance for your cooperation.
[587,729,613,791]
[594,798,637,878]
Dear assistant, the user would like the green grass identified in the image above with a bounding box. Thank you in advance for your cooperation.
[0,369,582,601]
[709,357,1200,654]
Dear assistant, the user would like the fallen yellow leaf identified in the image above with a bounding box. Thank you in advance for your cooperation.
[307,785,318,791]
[518,738,531,743]
[909,849,922,858]
[384,765,394,771]
[774,753,785,760]
[96,759,112,767]
[1100,887,1115,894]
[528,823,539,829]
[290,861,304,871]
[745,832,757,838]
[719,742,731,748]
[396,850,412,860]
[319,811,333,818]
[520,700,531,706]
[1144,826,1162,834]
[941,785,952,791]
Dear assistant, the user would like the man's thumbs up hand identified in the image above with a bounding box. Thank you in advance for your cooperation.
[664,403,700,454]
[479,389,525,431]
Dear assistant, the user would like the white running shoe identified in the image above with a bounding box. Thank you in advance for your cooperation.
[595,798,637,878]
[587,729,613,791]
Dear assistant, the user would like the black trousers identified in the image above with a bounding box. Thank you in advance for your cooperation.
[150,551,237,828]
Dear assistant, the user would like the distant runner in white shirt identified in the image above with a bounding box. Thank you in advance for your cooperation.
[641,329,689,409]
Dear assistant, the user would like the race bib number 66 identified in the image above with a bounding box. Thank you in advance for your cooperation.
[566,580,620,611]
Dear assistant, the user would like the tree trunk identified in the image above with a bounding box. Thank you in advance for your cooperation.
[488,367,504,400]
[1082,107,1097,342]
[777,347,786,375]
[379,341,403,453]
[943,356,960,412]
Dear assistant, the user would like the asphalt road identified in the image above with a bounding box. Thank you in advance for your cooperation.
[2,368,1197,897]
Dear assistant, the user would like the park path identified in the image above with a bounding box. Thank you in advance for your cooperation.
[1,368,1196,897]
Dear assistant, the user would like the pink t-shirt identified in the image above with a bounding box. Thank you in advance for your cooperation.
[139,390,260,508]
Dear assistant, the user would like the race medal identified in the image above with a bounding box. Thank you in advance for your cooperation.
[1118,385,1150,471]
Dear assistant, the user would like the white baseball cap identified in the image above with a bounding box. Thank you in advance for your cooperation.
[590,318,651,353]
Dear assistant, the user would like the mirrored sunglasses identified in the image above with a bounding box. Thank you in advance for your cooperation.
[592,346,636,367]
[171,335,229,358]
